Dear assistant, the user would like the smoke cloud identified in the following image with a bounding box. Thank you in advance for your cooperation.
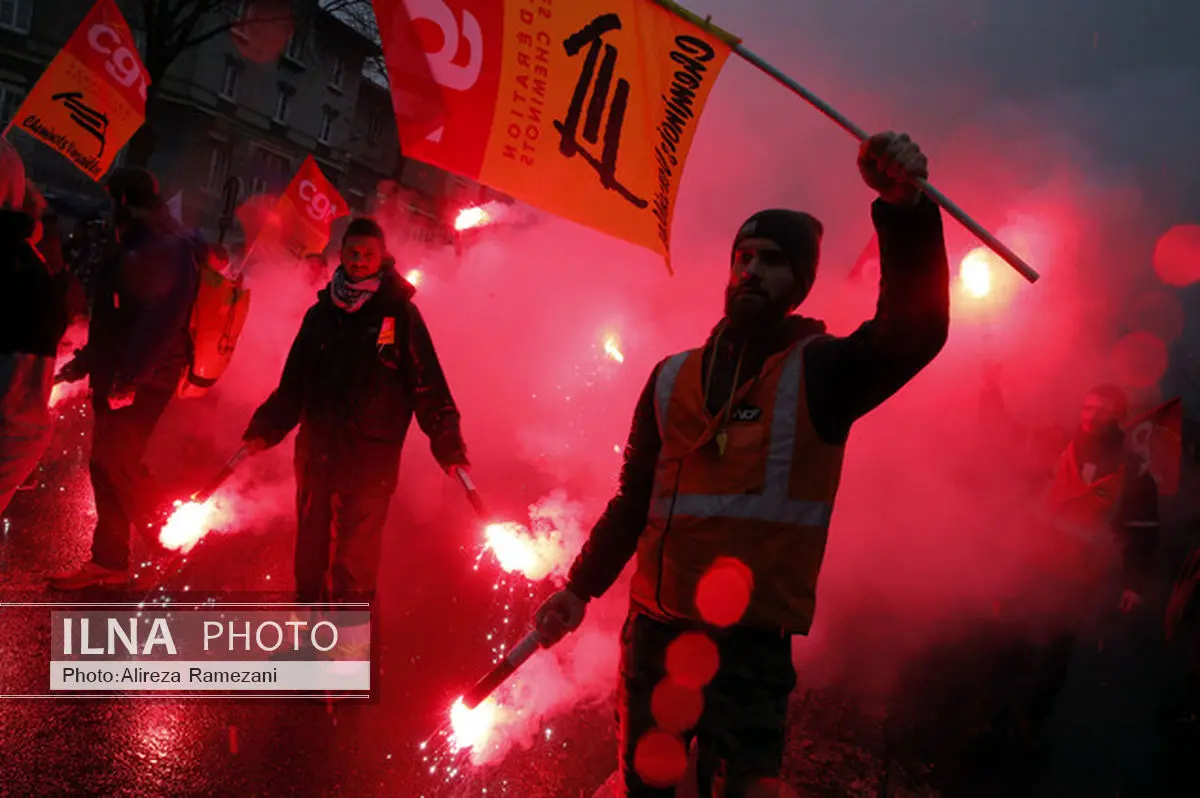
[115,0,1200,771]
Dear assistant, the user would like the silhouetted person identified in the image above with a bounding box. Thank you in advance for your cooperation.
[535,132,950,796]
[50,168,199,589]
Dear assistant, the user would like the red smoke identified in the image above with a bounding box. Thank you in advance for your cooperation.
[114,0,1199,780]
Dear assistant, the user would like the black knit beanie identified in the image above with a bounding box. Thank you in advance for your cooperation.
[343,216,386,245]
[732,209,824,306]
[105,167,162,210]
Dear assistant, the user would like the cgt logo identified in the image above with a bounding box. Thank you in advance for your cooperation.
[87,24,149,102]
[298,180,340,224]
[730,405,762,423]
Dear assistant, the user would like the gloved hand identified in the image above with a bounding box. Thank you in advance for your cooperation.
[858,131,929,207]
[242,437,269,455]
[106,385,136,410]
[534,588,588,648]
[55,351,89,384]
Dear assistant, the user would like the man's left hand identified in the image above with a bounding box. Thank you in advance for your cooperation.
[107,387,136,411]
[1118,589,1143,614]
[446,463,469,478]
[858,131,929,206]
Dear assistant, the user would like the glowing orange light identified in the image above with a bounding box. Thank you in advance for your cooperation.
[455,206,488,232]
[159,499,225,552]
[959,247,994,298]
[49,382,70,407]
[602,333,624,363]
[483,522,566,581]
[449,697,500,753]
[404,268,424,287]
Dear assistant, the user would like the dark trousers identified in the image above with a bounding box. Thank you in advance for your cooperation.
[294,482,392,607]
[89,389,173,570]
[1016,632,1077,734]
[619,612,796,797]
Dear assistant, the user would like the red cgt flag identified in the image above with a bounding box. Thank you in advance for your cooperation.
[1126,397,1183,495]
[847,233,879,282]
[371,0,447,144]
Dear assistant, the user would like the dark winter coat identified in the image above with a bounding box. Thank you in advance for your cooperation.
[245,266,468,495]
[1,209,68,513]
[0,210,67,358]
[82,209,199,399]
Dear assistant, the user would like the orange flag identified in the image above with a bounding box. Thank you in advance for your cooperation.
[259,156,349,259]
[10,0,148,180]
[372,0,738,270]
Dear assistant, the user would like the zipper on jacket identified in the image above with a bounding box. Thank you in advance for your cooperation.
[654,461,685,617]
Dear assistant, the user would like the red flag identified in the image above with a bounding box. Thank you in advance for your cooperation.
[245,157,348,262]
[848,233,878,282]
[371,0,447,145]
[1126,397,1183,495]
[11,0,149,180]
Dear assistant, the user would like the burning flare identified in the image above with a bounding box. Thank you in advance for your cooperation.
[959,247,994,298]
[483,522,568,581]
[454,206,489,232]
[449,696,501,753]
[159,498,227,552]
[602,333,624,363]
[404,268,424,288]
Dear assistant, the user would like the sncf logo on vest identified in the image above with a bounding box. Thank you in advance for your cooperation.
[730,405,762,423]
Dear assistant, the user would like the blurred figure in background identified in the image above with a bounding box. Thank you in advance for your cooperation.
[50,167,200,589]
[0,141,67,516]
[991,381,1161,753]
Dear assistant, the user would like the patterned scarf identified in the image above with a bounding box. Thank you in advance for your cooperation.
[329,266,382,313]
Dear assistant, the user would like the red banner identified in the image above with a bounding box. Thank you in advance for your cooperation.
[12,0,148,180]
[372,0,737,267]
[258,156,349,259]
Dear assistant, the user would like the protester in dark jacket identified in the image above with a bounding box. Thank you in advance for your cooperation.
[1,141,68,516]
[244,218,468,637]
[50,168,199,590]
[535,132,950,796]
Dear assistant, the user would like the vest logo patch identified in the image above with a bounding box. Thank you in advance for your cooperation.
[377,316,396,347]
[731,405,762,423]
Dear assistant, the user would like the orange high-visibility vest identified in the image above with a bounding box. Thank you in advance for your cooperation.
[1039,441,1124,583]
[629,336,845,634]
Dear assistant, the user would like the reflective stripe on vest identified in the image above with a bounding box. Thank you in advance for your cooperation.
[654,352,689,431]
[650,342,833,525]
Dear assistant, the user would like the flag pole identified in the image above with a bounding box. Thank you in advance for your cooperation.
[730,44,1039,284]
[650,1,1040,284]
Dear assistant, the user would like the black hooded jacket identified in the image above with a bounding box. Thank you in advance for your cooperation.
[0,210,67,358]
[567,196,951,599]
[245,266,467,493]
[84,209,199,396]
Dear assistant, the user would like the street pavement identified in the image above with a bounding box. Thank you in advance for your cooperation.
[1,399,1195,797]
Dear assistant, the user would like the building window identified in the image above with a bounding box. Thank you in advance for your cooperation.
[273,86,293,124]
[249,148,290,196]
[329,56,344,89]
[318,110,335,144]
[0,82,25,128]
[0,0,33,34]
[283,33,304,64]
[220,61,241,101]
[207,147,230,192]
